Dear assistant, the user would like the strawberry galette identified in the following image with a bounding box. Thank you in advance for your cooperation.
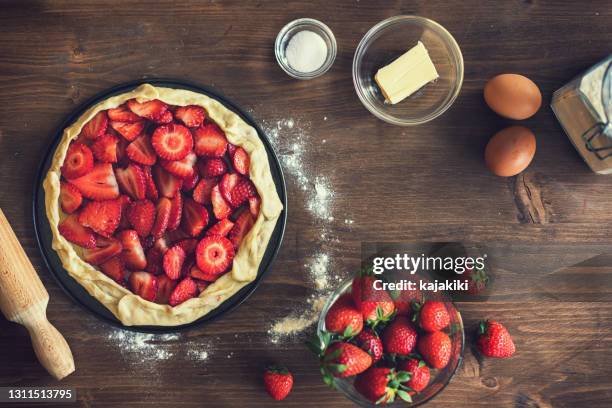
[44,84,283,326]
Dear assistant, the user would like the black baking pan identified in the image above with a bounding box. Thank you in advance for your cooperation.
[32,79,287,333]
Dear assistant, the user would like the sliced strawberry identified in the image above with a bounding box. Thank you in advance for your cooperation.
[228,210,254,249]
[205,219,235,237]
[126,134,157,165]
[154,236,170,253]
[82,236,122,265]
[227,143,237,158]
[163,245,185,280]
[152,197,171,239]
[152,165,182,198]
[153,109,173,124]
[69,163,119,200]
[61,143,94,180]
[219,173,240,204]
[151,124,193,161]
[169,277,198,306]
[78,199,122,238]
[146,247,164,275]
[211,185,231,220]
[168,193,183,231]
[249,195,261,218]
[181,198,209,237]
[195,280,209,294]
[117,229,146,270]
[129,271,158,302]
[99,256,127,283]
[127,99,168,120]
[160,151,197,178]
[108,104,141,123]
[127,199,155,237]
[115,136,129,164]
[198,158,228,178]
[196,236,235,274]
[192,177,217,205]
[193,123,227,157]
[58,214,96,248]
[175,105,205,128]
[143,166,159,200]
[175,238,198,256]
[115,163,146,200]
[59,181,83,214]
[232,147,250,175]
[155,274,178,304]
[110,121,145,142]
[79,111,108,140]
[117,195,133,230]
[91,133,119,163]
[181,170,199,192]
[230,178,257,207]
[190,264,222,282]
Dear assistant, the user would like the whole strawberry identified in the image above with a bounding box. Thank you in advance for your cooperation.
[263,365,293,401]
[382,316,417,355]
[461,266,489,295]
[417,301,450,332]
[351,275,395,323]
[354,367,412,404]
[322,342,372,378]
[417,331,451,369]
[397,358,430,393]
[354,328,383,363]
[477,320,515,358]
[391,285,422,317]
[325,293,363,336]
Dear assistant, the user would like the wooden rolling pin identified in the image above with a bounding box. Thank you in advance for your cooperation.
[0,208,74,380]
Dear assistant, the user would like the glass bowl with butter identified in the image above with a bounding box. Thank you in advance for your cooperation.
[353,16,464,126]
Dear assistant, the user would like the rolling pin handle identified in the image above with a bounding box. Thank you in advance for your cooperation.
[23,316,75,380]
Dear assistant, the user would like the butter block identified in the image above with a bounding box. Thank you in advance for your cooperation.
[375,41,439,104]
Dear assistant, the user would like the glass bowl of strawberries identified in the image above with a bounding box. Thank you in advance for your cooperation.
[312,274,464,406]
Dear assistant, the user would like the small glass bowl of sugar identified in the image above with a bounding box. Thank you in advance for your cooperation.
[275,18,337,80]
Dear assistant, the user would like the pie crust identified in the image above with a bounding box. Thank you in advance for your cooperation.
[43,84,283,326]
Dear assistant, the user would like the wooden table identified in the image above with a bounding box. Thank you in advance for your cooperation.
[1,1,612,407]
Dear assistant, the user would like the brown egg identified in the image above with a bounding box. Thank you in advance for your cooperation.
[484,74,542,120]
[485,126,536,177]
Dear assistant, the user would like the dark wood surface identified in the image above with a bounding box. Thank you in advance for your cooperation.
[1,1,612,407]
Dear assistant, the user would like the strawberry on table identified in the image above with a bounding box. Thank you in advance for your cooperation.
[354,328,383,363]
[155,274,178,304]
[160,151,197,178]
[163,245,185,280]
[381,316,417,356]
[99,256,127,283]
[151,123,193,161]
[91,133,120,163]
[324,293,363,336]
[193,122,227,157]
[354,367,413,404]
[59,181,83,214]
[205,219,234,237]
[169,277,198,306]
[110,121,145,142]
[477,320,515,358]
[181,198,209,237]
[232,147,250,175]
[198,158,228,178]
[129,271,158,302]
[417,301,451,332]
[108,104,141,123]
[417,331,452,369]
[116,229,146,270]
[228,210,254,248]
[115,163,147,200]
[152,165,182,198]
[151,197,171,239]
[175,105,205,128]
[79,111,108,140]
[127,99,168,120]
[397,358,430,394]
[195,236,234,274]
[263,366,293,401]
[126,134,157,165]
[69,163,119,200]
[82,236,122,265]
[78,199,122,238]
[127,199,156,237]
[167,193,183,231]
[58,214,96,248]
[61,142,94,180]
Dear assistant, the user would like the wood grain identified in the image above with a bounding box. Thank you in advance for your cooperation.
[1,0,612,407]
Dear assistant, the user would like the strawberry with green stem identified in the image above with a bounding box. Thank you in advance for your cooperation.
[263,365,293,401]
[354,367,413,404]
[351,270,395,326]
